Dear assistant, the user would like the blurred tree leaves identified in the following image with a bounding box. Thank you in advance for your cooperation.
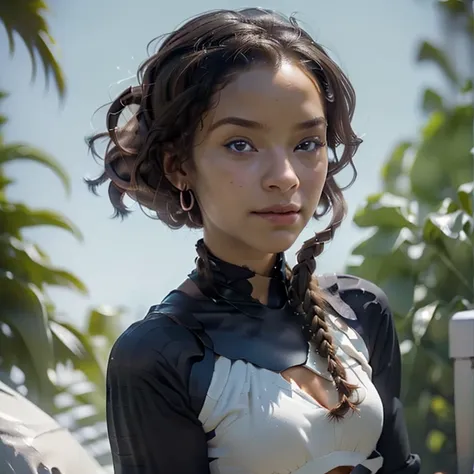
[0,0,66,99]
[0,2,120,467]
[346,2,473,472]
[0,96,119,464]
[417,41,458,85]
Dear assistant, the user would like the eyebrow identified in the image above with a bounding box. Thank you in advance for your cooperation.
[208,116,327,132]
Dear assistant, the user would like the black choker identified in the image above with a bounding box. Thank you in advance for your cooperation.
[190,239,289,309]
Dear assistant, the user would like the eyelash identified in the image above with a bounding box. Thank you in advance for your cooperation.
[224,138,325,154]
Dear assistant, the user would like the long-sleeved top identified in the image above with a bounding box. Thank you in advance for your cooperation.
[106,242,421,474]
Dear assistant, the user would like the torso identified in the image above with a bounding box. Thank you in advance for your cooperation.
[153,271,386,473]
[197,313,384,474]
[281,364,339,411]
[284,362,357,474]
[108,265,416,474]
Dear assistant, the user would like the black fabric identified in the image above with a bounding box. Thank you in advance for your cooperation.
[106,314,211,474]
[334,275,421,473]
[106,241,420,474]
[155,290,308,373]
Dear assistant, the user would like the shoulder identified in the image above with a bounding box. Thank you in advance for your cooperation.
[107,291,214,416]
[108,294,205,377]
[318,273,391,318]
[318,273,395,357]
[332,274,390,312]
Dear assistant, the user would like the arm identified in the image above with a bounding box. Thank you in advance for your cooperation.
[369,290,420,473]
[332,275,421,473]
[106,320,210,474]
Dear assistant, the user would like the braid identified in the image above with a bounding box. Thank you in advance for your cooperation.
[288,228,359,421]
[195,239,213,282]
[195,210,359,422]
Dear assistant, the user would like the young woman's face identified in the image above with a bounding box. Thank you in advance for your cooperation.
[188,62,328,258]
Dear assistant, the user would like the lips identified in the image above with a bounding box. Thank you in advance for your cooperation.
[253,204,301,214]
[251,204,301,225]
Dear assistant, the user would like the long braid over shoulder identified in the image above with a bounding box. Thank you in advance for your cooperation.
[195,174,361,421]
[288,181,360,420]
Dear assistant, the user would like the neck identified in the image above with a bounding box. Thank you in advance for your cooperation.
[248,274,273,305]
[196,234,288,307]
[203,231,277,276]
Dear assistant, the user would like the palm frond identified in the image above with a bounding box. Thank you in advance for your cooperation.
[0,0,66,99]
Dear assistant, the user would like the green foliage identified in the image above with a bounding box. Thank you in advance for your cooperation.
[52,306,125,466]
[417,41,458,85]
[0,3,119,467]
[347,4,473,473]
[0,92,120,464]
[0,142,71,194]
[0,0,66,99]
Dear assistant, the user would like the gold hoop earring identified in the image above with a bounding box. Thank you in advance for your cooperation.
[180,188,195,212]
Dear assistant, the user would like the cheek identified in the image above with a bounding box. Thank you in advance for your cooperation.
[193,154,251,206]
[299,158,328,203]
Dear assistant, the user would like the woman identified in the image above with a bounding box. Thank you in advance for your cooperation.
[88,8,421,474]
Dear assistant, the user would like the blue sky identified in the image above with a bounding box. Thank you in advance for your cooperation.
[1,0,444,326]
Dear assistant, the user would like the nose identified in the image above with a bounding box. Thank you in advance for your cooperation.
[262,150,300,194]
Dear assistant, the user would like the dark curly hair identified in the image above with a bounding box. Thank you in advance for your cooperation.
[87,8,362,420]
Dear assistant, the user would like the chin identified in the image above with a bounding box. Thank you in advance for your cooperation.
[254,231,300,254]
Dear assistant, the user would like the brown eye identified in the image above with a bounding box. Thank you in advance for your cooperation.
[224,140,256,153]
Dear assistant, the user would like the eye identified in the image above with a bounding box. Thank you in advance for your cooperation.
[295,139,325,152]
[224,140,256,153]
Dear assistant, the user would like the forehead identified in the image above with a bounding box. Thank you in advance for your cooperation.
[209,62,325,123]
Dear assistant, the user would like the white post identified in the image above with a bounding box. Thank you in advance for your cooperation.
[449,310,474,474]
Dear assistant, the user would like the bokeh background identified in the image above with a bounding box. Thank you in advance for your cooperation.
[1,0,473,473]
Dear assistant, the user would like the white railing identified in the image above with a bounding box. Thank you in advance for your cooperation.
[449,310,474,474]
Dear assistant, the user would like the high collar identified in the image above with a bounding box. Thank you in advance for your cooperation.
[153,239,312,373]
[189,239,289,308]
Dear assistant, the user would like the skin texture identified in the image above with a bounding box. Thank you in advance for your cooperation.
[167,62,328,278]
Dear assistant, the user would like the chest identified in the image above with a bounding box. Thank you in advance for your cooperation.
[198,340,384,474]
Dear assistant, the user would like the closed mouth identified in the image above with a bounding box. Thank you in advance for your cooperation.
[253,204,301,214]
[253,210,299,214]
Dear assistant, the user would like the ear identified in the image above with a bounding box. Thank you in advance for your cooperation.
[163,152,189,190]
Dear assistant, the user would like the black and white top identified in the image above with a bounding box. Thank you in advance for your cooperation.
[106,243,421,474]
